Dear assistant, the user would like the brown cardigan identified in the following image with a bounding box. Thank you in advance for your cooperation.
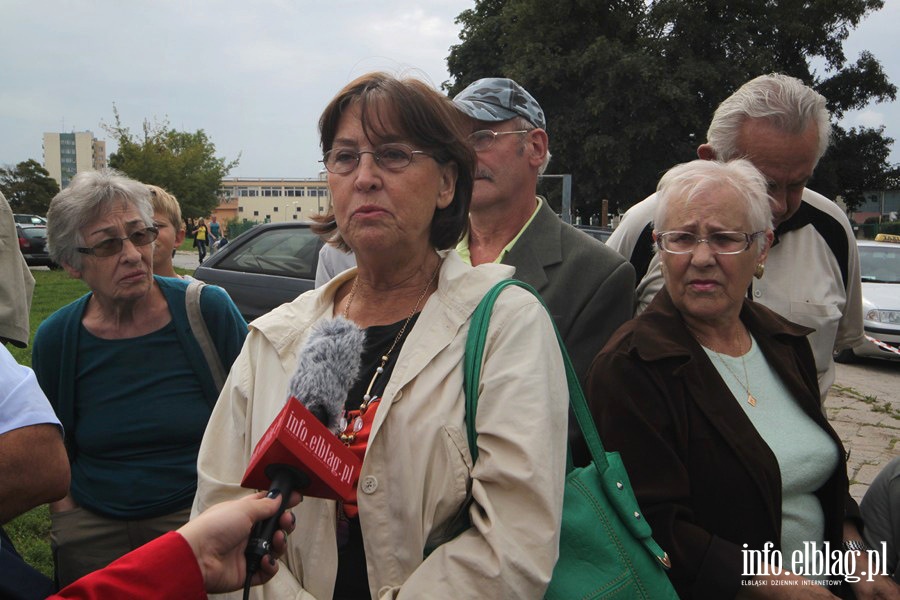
[588,288,859,599]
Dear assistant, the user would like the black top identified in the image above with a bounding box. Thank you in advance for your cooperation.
[334,314,420,600]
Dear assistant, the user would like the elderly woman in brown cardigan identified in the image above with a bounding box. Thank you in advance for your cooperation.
[589,159,898,599]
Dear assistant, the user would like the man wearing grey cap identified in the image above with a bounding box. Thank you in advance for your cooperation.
[452,77,635,395]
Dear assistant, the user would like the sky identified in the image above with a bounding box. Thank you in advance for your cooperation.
[1,0,898,181]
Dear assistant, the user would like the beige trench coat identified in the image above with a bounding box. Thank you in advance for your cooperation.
[193,251,568,599]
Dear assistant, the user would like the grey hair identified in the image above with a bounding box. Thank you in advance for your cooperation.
[48,168,154,270]
[653,159,773,256]
[707,73,831,163]
[513,116,552,175]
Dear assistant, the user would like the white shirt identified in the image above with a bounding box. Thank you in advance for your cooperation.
[0,344,62,436]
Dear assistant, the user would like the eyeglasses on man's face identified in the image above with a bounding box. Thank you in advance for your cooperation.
[320,143,433,175]
[655,230,764,255]
[76,226,159,257]
[466,129,531,152]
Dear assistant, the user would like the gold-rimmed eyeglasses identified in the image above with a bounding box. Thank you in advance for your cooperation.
[466,129,531,152]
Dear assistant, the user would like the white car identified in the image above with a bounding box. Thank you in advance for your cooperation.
[835,236,900,362]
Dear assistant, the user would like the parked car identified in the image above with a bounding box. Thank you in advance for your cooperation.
[16,224,57,268]
[194,221,323,321]
[574,224,614,243]
[14,213,48,225]
[834,235,900,363]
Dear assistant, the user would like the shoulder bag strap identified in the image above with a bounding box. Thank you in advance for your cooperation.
[464,279,609,470]
[186,280,227,391]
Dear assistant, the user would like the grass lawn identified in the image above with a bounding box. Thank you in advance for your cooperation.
[5,265,194,578]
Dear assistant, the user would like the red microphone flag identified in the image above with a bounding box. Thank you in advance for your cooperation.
[241,397,361,501]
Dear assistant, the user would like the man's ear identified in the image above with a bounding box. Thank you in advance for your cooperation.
[527,128,549,168]
[697,144,716,160]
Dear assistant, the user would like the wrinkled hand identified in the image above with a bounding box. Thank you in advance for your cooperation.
[179,491,300,593]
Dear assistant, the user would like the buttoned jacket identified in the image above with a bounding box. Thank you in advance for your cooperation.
[503,199,635,384]
[194,251,568,599]
[588,289,858,599]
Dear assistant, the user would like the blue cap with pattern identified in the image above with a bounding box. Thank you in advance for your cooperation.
[453,77,546,130]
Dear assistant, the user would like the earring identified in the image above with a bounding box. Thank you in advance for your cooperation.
[754,263,765,279]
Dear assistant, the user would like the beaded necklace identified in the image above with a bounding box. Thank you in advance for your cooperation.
[338,257,441,443]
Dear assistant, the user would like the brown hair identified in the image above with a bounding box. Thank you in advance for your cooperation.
[313,72,474,250]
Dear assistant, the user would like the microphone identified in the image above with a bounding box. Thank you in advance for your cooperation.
[241,316,365,580]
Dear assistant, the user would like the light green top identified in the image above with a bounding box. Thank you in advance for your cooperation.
[703,335,839,577]
[456,197,543,265]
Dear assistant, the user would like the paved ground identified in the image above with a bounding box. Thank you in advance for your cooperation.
[829,360,900,502]
[174,249,203,270]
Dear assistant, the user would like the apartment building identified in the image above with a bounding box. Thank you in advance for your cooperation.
[43,131,107,189]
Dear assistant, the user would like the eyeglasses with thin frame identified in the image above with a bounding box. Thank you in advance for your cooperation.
[467,129,531,152]
[76,226,159,257]
[320,143,433,175]
[655,230,764,255]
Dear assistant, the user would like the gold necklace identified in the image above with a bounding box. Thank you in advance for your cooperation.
[339,256,442,443]
[697,331,757,407]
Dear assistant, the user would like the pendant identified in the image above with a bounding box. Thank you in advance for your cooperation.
[748,393,757,407]
[339,415,348,431]
[352,416,364,433]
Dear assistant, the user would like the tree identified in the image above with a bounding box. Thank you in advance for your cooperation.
[0,159,60,215]
[104,106,239,218]
[811,125,895,212]
[446,0,896,215]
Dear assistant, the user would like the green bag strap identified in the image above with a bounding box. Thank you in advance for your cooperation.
[464,279,672,568]
[463,279,609,470]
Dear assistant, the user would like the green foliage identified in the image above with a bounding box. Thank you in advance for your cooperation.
[446,0,896,214]
[0,160,60,215]
[8,270,88,367]
[5,505,53,578]
[104,105,239,219]
[812,125,896,211]
[223,218,258,239]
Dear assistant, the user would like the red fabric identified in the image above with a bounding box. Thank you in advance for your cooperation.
[340,398,381,518]
[50,531,205,600]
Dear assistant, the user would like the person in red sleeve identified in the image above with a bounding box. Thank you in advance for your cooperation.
[52,491,299,599]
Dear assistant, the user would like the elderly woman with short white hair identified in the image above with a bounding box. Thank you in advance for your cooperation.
[33,169,248,587]
[588,159,898,598]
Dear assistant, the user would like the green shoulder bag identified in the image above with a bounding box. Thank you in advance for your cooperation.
[464,279,677,600]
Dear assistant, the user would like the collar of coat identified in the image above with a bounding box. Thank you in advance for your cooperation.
[622,287,814,367]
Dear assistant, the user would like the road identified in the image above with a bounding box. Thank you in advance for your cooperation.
[174,249,202,271]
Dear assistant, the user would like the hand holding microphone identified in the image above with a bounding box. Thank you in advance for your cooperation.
[242,317,365,584]
[177,490,300,593]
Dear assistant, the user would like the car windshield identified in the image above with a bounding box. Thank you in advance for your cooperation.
[215,227,319,279]
[859,245,900,283]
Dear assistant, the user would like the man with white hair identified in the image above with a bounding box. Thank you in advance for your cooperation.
[607,73,864,400]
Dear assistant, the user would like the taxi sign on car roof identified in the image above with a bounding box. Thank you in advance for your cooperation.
[874,233,900,243]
